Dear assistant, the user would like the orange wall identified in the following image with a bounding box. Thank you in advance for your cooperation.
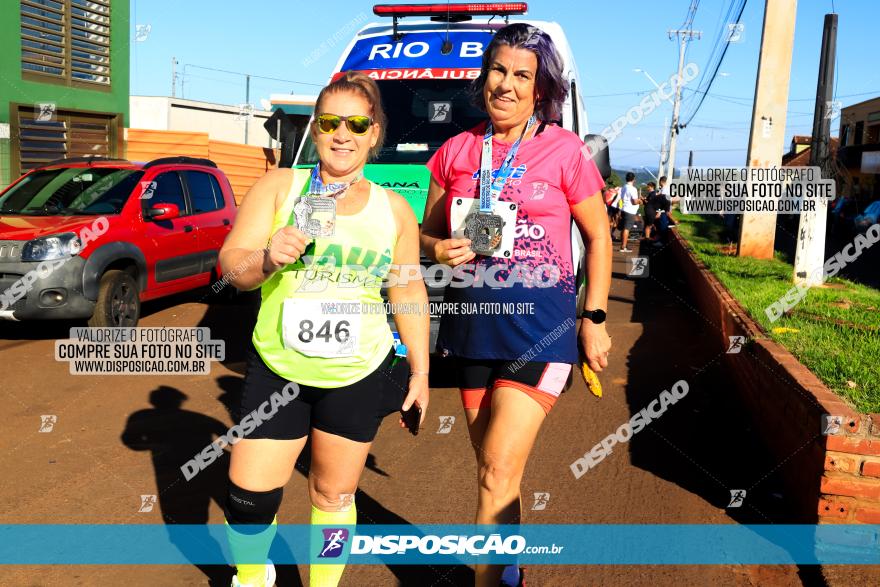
[126,129,277,203]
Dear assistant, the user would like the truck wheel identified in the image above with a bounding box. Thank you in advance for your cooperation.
[88,270,140,327]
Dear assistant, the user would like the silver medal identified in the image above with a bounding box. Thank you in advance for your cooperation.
[464,212,505,255]
[293,196,337,237]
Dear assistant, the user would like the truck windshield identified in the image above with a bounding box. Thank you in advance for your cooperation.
[0,167,143,216]
[298,79,487,165]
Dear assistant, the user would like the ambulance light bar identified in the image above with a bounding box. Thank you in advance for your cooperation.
[373,3,527,18]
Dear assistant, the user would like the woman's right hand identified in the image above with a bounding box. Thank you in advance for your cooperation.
[434,238,476,267]
[263,226,312,274]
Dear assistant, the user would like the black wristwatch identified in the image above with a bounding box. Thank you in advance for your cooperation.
[580,308,607,324]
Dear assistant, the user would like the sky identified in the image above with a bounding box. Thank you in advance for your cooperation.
[129,0,879,171]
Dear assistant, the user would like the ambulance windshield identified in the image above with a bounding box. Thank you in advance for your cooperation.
[300,79,486,165]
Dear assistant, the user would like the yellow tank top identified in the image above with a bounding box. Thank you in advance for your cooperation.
[252,169,396,387]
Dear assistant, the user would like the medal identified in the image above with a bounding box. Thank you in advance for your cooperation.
[292,163,362,238]
[464,211,505,253]
[293,195,336,238]
[469,113,536,256]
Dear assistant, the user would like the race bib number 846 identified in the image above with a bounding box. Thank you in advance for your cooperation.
[282,299,360,357]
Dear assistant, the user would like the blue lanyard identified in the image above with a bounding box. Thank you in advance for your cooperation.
[308,163,361,196]
[479,114,536,213]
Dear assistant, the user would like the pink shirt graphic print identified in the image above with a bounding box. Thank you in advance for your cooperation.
[427,122,604,362]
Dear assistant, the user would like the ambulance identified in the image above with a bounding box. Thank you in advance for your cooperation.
[294,3,610,349]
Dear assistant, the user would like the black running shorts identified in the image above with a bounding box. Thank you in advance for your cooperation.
[456,357,572,414]
[238,344,409,443]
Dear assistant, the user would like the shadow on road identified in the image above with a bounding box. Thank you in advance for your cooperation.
[196,289,261,375]
[107,297,472,586]
[624,240,794,523]
[120,386,251,586]
[621,238,836,585]
[120,382,304,586]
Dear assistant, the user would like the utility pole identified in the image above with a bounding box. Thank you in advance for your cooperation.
[737,0,799,259]
[793,12,837,285]
[665,28,701,179]
[244,74,251,144]
[658,115,669,179]
[171,57,177,98]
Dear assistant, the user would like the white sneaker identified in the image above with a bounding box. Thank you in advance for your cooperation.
[231,559,276,587]
[619,248,632,253]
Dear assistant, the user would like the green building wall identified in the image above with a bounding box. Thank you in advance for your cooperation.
[0,0,130,187]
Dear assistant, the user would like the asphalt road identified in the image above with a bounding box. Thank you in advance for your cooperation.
[2,241,876,586]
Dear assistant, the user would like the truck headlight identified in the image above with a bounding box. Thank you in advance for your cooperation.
[21,233,82,261]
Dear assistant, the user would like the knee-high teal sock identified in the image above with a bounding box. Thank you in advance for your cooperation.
[226,516,277,586]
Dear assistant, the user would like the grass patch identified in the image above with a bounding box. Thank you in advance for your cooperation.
[673,212,880,413]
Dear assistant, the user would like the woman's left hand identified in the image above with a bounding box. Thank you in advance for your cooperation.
[579,321,612,373]
[400,373,430,429]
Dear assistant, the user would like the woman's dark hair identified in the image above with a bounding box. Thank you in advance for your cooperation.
[468,23,568,122]
[314,71,387,160]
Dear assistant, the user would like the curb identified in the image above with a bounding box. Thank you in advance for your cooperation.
[669,229,880,523]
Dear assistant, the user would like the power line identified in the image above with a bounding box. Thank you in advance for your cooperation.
[583,90,652,98]
[680,87,816,115]
[683,87,880,103]
[680,0,702,69]
[682,0,741,113]
[182,72,282,91]
[681,0,701,29]
[661,0,703,177]
[592,119,754,131]
[680,0,749,127]
[679,0,739,115]
[183,63,325,87]
[615,147,745,152]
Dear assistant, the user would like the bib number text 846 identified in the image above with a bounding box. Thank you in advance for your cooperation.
[298,319,351,344]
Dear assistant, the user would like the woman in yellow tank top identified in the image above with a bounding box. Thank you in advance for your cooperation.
[218,72,429,587]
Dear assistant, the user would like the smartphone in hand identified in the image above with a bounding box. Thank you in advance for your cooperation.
[400,403,421,436]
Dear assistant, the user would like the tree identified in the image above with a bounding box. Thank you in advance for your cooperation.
[607,171,622,188]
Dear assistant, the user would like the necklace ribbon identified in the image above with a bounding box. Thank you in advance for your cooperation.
[479,114,536,213]
[309,162,362,199]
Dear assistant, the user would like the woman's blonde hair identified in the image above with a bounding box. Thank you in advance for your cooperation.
[314,71,387,160]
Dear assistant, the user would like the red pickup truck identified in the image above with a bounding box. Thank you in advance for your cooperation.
[0,156,237,326]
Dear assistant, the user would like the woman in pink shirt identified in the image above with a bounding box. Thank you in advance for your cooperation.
[420,23,613,587]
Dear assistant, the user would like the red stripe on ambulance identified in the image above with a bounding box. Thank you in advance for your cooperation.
[332,68,480,81]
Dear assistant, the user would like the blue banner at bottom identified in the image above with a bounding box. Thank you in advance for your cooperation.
[1,524,879,565]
